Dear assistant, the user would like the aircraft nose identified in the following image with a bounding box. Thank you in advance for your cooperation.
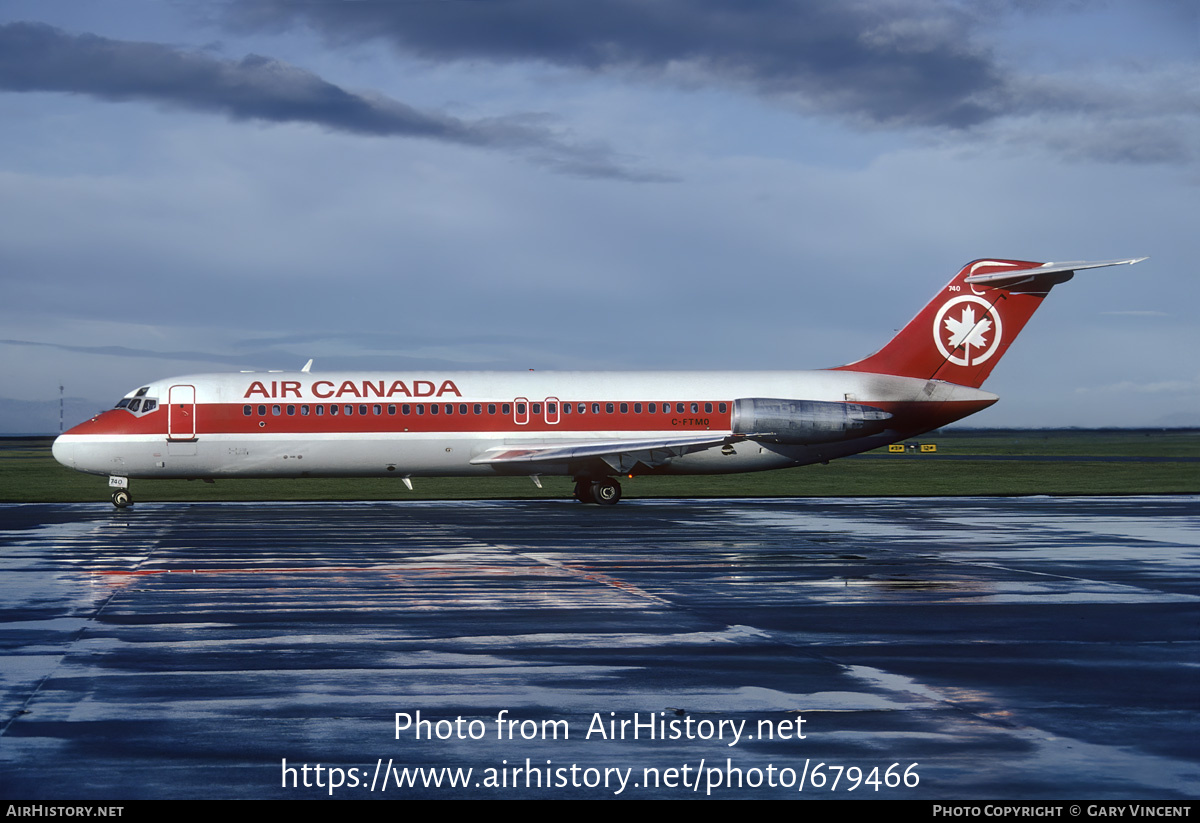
[51,435,74,469]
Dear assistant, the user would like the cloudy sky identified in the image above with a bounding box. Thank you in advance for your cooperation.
[2,0,1196,430]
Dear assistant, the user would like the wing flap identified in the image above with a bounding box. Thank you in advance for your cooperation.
[470,433,729,473]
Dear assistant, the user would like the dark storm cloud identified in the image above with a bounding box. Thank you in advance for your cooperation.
[0,22,664,180]
[1,337,290,368]
[224,0,1004,129]
[997,68,1199,166]
[0,338,484,372]
[223,0,1198,166]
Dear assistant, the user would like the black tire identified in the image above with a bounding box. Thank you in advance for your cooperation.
[573,479,595,503]
[111,489,132,508]
[592,479,622,505]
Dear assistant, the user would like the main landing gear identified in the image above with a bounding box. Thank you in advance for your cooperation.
[573,477,622,505]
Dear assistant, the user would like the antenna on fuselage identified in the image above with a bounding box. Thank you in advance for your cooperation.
[301,359,313,373]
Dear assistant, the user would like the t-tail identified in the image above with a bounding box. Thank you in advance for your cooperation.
[833,257,1145,389]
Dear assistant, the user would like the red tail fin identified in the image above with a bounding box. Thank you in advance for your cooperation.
[833,258,1144,388]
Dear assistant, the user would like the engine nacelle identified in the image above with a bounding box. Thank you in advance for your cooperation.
[731,398,893,445]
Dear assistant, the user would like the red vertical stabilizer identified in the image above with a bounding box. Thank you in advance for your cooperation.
[833,257,1142,389]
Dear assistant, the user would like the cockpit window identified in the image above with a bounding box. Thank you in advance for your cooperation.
[116,388,158,416]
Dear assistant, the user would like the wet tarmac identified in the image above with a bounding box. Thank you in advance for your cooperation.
[1,497,1197,800]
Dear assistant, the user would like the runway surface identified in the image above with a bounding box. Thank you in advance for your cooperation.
[1,496,1197,799]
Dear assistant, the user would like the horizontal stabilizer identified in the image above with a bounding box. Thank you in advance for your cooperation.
[963,257,1146,288]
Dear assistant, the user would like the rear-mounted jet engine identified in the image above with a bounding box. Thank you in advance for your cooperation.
[731,398,892,445]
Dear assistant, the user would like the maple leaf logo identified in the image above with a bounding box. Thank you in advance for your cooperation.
[944,306,992,354]
[932,296,1003,367]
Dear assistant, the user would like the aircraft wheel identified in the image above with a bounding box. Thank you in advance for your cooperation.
[111,489,132,509]
[573,479,595,503]
[591,479,622,505]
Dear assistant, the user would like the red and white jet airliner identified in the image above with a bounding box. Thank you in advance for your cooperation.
[53,257,1143,506]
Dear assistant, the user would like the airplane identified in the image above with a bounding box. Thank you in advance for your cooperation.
[52,257,1144,507]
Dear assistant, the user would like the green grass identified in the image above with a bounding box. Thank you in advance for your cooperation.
[918,428,1200,458]
[2,431,1196,503]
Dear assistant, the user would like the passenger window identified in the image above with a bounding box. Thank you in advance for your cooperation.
[473,404,482,415]
[316,405,324,416]
[547,403,556,414]
[591,403,600,414]
[691,402,698,413]
[562,403,571,414]
[677,403,685,413]
[373,404,382,415]
[705,403,712,413]
[445,404,453,415]
[634,403,641,413]
[459,404,468,415]
[719,402,727,413]
[403,404,411,415]
[430,404,439,415]
[502,404,511,415]
[531,403,541,415]
[578,404,586,414]
[649,403,656,413]
[620,403,628,414]
[301,405,310,416]
[487,404,496,414]
[605,403,614,413]
[359,405,368,415]
[416,404,425,415]
[244,405,252,416]
[286,405,295,415]
[272,404,281,416]
[258,405,267,416]
[516,403,526,415]
[330,405,339,416]
[388,405,396,415]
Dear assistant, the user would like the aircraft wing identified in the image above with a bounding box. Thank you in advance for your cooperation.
[470,433,730,474]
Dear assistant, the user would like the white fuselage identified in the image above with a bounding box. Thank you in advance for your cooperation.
[52,368,997,481]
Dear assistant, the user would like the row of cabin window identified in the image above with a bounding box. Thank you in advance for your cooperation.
[243,401,729,417]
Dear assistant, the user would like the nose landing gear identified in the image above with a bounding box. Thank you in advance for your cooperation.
[108,476,132,508]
